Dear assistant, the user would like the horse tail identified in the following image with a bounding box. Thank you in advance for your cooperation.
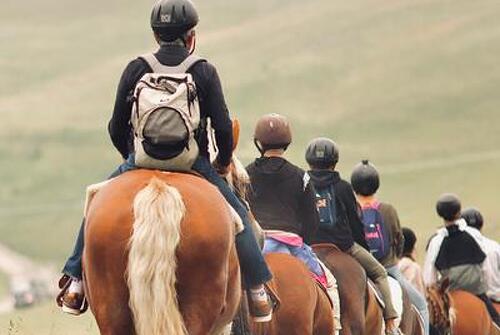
[127,177,187,335]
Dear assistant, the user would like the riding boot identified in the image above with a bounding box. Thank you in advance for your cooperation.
[318,260,342,334]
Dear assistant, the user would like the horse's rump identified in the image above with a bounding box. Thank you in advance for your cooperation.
[83,169,240,335]
[450,290,495,335]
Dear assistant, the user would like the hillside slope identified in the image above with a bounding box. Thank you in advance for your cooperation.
[1,0,499,264]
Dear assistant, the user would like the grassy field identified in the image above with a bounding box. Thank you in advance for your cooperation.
[0,0,499,331]
[0,302,98,335]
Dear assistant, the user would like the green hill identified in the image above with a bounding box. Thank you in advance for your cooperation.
[1,0,500,333]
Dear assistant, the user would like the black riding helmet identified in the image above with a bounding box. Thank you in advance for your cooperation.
[461,207,484,230]
[305,137,339,169]
[436,193,461,221]
[151,0,199,42]
[350,160,380,196]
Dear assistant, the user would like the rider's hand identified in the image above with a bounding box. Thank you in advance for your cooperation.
[213,159,230,177]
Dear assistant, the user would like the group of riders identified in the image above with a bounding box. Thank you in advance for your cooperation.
[55,0,500,334]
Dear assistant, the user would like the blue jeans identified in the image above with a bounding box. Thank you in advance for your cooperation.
[387,265,430,335]
[63,155,272,287]
[263,238,323,278]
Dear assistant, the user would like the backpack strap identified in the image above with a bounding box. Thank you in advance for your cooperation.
[140,53,206,74]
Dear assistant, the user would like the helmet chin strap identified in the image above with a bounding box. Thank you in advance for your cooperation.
[254,139,266,156]
[189,37,196,55]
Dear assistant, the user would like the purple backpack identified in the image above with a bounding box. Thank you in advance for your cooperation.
[361,202,391,261]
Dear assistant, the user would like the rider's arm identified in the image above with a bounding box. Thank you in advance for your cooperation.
[340,182,370,250]
[203,65,234,167]
[108,59,149,160]
[423,235,443,286]
[300,179,320,245]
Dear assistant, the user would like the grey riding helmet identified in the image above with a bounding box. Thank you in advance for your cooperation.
[151,0,199,42]
[351,160,380,196]
[305,137,339,169]
[436,193,461,221]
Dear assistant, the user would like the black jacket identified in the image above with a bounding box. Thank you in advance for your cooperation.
[108,45,233,166]
[308,170,369,251]
[246,157,319,244]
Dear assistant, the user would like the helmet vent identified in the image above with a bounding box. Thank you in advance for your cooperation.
[156,5,162,22]
[171,6,177,22]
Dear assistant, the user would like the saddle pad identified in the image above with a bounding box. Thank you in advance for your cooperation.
[388,276,403,327]
[84,179,114,217]
[367,280,385,309]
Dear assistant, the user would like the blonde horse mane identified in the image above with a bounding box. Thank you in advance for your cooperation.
[227,155,251,201]
[127,177,187,335]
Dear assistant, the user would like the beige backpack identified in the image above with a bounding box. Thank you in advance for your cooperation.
[131,54,205,171]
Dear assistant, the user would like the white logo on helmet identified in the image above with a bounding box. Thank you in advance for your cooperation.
[160,14,171,23]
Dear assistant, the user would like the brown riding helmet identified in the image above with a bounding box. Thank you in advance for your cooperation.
[253,113,292,154]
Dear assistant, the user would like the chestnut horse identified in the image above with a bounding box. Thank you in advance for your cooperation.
[83,170,241,335]
[237,253,334,335]
[426,280,500,335]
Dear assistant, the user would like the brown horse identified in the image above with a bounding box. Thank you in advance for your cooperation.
[83,170,241,335]
[312,244,369,335]
[426,280,500,335]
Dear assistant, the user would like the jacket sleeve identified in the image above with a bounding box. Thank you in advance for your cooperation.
[300,176,320,244]
[108,59,148,160]
[423,234,444,286]
[342,184,370,250]
[203,65,233,167]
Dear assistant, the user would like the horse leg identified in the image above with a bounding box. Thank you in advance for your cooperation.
[177,246,240,335]
[83,212,135,335]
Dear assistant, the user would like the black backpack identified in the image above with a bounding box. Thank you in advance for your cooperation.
[313,184,346,230]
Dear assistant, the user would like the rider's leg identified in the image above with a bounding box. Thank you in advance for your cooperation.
[387,265,430,335]
[477,294,500,327]
[60,156,137,314]
[192,156,273,321]
[347,243,399,328]
[62,155,137,279]
[62,219,84,280]
[263,238,292,255]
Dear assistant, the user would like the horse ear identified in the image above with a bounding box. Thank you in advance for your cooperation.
[440,277,450,293]
[232,119,240,152]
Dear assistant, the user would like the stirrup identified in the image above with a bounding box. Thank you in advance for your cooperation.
[56,275,72,307]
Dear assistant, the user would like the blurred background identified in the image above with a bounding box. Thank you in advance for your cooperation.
[1,0,499,333]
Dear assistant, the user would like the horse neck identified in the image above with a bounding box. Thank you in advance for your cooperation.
[428,288,454,335]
